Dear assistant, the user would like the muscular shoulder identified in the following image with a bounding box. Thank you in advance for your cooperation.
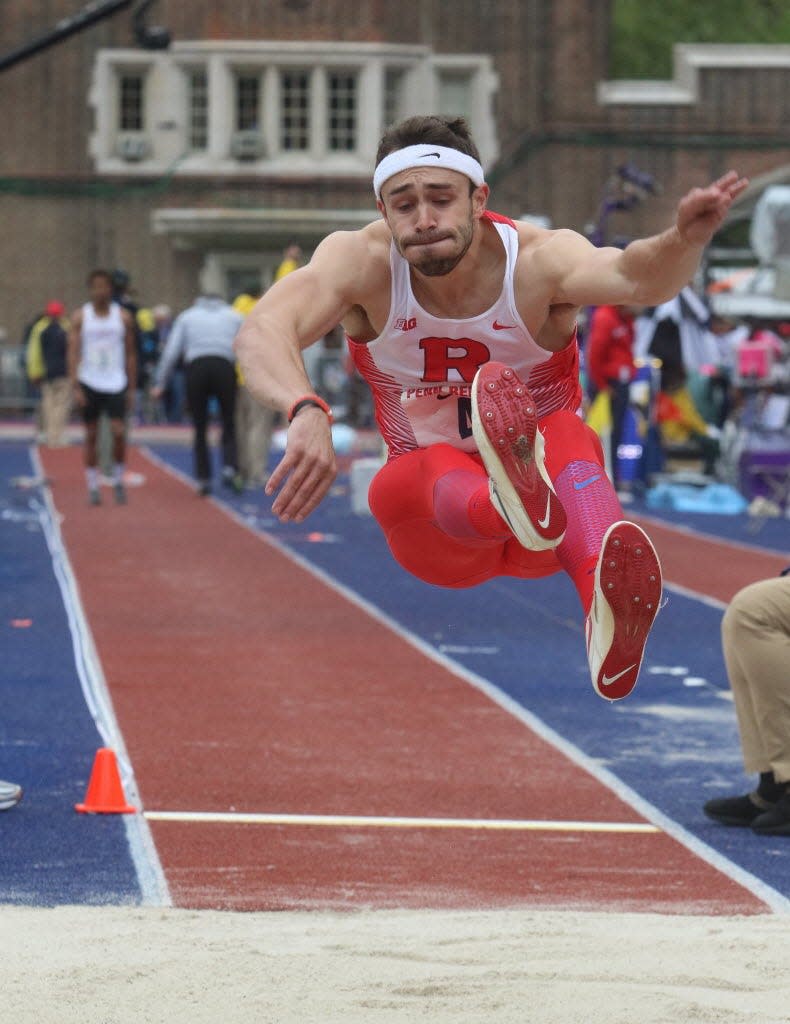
[508,223,593,341]
[310,220,391,301]
[513,223,594,269]
[514,223,605,295]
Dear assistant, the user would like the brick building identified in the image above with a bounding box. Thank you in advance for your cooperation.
[1,1,788,343]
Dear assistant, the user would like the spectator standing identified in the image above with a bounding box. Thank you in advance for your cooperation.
[68,269,136,506]
[26,300,72,446]
[585,303,641,493]
[704,570,790,836]
[151,305,183,422]
[135,306,161,422]
[151,292,243,496]
[273,243,303,283]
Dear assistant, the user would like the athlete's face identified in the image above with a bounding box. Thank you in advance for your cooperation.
[89,275,113,307]
[379,168,489,278]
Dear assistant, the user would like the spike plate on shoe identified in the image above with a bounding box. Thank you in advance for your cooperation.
[471,361,566,550]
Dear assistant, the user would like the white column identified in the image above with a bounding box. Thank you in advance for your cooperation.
[208,54,229,160]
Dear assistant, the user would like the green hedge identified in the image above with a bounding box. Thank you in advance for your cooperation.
[612,0,790,78]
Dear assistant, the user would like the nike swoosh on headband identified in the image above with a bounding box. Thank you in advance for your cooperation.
[373,145,485,198]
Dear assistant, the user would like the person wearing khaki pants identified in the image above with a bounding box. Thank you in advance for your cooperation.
[26,300,72,446]
[40,375,72,447]
[704,571,790,835]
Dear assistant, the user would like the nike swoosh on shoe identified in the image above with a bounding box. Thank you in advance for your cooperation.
[536,491,552,530]
[601,664,637,687]
[586,521,662,701]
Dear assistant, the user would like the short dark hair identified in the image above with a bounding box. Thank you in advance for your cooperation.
[87,269,113,286]
[375,115,481,167]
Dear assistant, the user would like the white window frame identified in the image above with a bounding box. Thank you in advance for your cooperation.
[117,69,146,131]
[185,66,209,152]
[326,67,360,154]
[89,42,499,176]
[279,67,312,152]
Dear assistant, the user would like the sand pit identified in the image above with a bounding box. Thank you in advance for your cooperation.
[3,905,790,1023]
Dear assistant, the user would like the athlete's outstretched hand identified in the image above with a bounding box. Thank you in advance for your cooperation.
[676,170,749,247]
[265,407,337,522]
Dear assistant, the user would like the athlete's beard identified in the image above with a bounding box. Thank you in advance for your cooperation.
[395,210,475,278]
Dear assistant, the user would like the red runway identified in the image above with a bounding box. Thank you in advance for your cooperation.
[632,513,788,604]
[40,446,771,914]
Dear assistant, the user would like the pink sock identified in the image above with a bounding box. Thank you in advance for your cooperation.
[540,412,624,613]
[552,459,623,612]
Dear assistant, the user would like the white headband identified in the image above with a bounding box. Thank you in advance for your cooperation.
[373,144,485,199]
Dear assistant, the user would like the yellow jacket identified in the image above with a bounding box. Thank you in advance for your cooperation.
[26,315,70,382]
[657,387,709,443]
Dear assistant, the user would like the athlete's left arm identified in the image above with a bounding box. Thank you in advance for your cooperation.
[541,171,749,308]
[122,309,137,407]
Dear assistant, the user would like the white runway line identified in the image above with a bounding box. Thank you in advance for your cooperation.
[145,810,660,833]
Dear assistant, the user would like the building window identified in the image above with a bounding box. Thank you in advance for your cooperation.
[235,73,262,130]
[438,70,472,119]
[328,72,357,151]
[119,72,145,131]
[280,70,310,151]
[92,45,497,175]
[383,68,406,128]
[188,70,208,150]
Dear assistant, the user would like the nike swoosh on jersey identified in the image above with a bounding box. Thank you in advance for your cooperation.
[573,474,602,490]
[492,320,517,331]
[601,664,637,687]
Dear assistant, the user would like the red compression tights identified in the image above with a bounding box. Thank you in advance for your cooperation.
[368,410,623,608]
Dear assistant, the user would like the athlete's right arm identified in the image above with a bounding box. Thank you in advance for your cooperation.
[235,230,369,410]
[234,228,375,523]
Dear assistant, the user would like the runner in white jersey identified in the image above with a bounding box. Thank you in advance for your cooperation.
[68,269,136,506]
[235,114,747,702]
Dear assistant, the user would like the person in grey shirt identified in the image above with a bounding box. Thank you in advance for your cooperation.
[152,294,243,495]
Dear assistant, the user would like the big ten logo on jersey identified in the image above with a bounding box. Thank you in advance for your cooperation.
[395,316,417,331]
[419,337,491,383]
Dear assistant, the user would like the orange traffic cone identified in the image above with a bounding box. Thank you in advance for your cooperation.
[75,748,136,814]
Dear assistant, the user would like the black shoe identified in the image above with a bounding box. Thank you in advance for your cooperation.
[752,791,790,836]
[703,792,774,827]
[113,481,127,505]
[88,488,101,506]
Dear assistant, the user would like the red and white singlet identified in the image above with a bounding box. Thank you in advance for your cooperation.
[348,211,582,458]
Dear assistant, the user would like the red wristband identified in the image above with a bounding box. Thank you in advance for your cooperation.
[287,394,334,424]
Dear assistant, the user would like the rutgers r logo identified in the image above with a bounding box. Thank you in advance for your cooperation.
[395,317,417,331]
[419,337,491,383]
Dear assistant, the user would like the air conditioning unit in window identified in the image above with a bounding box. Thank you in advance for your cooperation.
[116,133,151,162]
[230,131,266,161]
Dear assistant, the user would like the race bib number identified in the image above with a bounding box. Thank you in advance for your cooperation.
[401,387,476,450]
[87,341,115,373]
